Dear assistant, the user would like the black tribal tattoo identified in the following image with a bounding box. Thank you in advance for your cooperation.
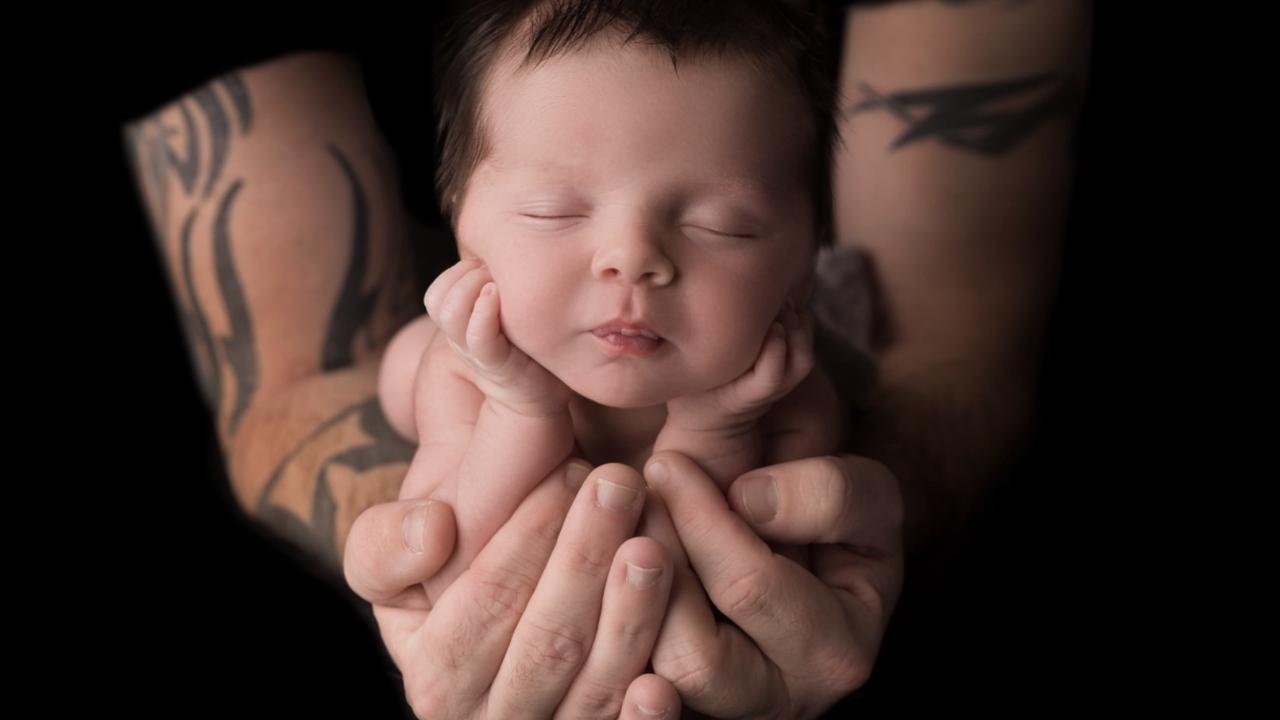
[322,144,379,372]
[256,397,415,571]
[848,72,1085,155]
[212,180,258,436]
[125,72,258,425]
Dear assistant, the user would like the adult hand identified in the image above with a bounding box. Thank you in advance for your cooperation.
[639,450,904,719]
[345,459,683,719]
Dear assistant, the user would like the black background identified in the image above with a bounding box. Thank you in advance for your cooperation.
[70,4,1153,716]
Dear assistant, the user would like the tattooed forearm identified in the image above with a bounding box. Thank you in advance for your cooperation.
[847,72,1086,155]
[255,396,415,574]
[125,54,427,572]
[125,55,419,446]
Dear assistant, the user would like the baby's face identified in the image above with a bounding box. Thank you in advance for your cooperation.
[455,36,818,408]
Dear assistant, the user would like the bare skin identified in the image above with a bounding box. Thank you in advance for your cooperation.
[124,0,1090,716]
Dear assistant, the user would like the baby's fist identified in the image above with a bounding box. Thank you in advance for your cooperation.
[422,258,511,373]
[670,298,816,428]
[423,258,571,416]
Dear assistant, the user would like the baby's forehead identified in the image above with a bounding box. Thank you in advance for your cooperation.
[478,44,813,155]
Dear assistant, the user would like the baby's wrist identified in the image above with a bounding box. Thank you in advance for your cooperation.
[488,388,572,420]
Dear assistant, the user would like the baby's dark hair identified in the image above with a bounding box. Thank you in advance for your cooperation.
[432,0,842,248]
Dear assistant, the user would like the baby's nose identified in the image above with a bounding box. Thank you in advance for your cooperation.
[591,238,675,286]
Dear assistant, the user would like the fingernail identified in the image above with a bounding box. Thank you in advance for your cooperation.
[740,474,778,524]
[634,702,669,718]
[402,502,434,554]
[625,561,663,589]
[565,461,591,490]
[595,477,640,512]
[644,460,668,486]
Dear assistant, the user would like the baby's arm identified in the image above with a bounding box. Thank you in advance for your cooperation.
[380,259,577,600]
[653,298,818,491]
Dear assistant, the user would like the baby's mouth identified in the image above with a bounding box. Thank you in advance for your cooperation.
[591,326,665,356]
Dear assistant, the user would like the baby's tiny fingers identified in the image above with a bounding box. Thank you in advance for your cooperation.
[721,322,787,410]
[423,258,481,317]
[465,282,510,370]
[786,307,817,382]
[753,321,789,387]
[436,267,492,348]
[781,297,800,329]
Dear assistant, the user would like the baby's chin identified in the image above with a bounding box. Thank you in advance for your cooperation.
[568,379,670,407]
[563,376,678,409]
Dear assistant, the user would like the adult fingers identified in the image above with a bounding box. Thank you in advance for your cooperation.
[619,674,682,720]
[644,451,873,710]
[643,487,785,718]
[488,463,650,719]
[401,458,586,717]
[555,537,673,719]
[732,453,903,688]
[725,453,904,557]
[344,498,457,610]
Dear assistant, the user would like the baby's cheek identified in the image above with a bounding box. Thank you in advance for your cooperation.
[685,326,756,391]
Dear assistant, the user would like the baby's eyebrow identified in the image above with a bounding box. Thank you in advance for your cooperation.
[496,160,795,209]
[685,178,785,202]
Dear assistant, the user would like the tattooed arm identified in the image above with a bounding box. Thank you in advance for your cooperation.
[831,0,1092,575]
[122,51,424,579]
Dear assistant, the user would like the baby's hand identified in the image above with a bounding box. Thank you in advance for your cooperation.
[667,298,816,432]
[424,258,572,417]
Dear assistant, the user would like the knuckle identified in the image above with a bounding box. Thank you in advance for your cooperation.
[518,615,591,674]
[567,678,628,718]
[434,598,497,675]
[467,569,538,629]
[562,539,617,578]
[818,643,874,696]
[718,564,775,622]
[612,614,654,647]
[653,638,719,699]
[847,574,888,626]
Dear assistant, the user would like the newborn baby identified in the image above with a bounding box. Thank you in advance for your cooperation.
[377,1,854,605]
